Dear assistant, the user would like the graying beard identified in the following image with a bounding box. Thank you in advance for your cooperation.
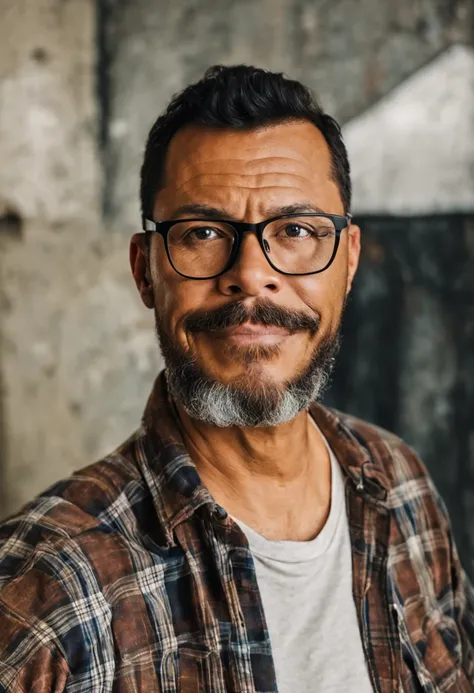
[165,347,337,428]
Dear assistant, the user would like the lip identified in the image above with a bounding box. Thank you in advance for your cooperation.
[214,323,292,345]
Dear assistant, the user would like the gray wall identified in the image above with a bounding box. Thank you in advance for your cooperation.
[1,0,473,575]
[102,0,474,231]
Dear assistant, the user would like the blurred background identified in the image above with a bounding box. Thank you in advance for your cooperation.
[0,0,473,578]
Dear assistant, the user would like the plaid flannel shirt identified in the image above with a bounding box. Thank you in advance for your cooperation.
[0,372,473,692]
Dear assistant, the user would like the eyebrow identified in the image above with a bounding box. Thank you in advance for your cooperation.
[168,202,328,221]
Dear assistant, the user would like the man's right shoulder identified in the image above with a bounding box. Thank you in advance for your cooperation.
[0,429,149,586]
[0,430,161,686]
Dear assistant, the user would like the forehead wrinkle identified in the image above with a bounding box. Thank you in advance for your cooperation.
[167,121,332,176]
[165,184,342,218]
[176,154,317,171]
[177,183,322,193]
[174,157,321,186]
[160,123,343,219]
[176,172,322,196]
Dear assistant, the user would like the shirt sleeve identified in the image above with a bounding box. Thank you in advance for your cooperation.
[438,493,474,682]
[0,607,69,693]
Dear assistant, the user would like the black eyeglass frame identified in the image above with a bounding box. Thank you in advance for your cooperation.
[142,212,352,280]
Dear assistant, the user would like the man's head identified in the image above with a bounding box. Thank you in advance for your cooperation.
[130,65,360,427]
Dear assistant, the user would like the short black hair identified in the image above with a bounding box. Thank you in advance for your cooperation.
[140,65,351,219]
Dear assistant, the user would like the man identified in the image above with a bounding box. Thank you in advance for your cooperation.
[0,65,473,693]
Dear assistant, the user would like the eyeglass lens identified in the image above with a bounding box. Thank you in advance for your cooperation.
[167,216,338,278]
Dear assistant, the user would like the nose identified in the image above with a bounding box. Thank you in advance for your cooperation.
[217,232,282,297]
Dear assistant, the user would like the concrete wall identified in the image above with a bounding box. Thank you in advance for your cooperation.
[0,0,158,514]
[1,0,473,561]
[344,44,474,215]
[1,0,100,513]
[103,0,474,232]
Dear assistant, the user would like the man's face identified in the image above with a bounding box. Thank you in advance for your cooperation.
[131,120,360,426]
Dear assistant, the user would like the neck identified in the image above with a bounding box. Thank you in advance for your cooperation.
[174,402,332,541]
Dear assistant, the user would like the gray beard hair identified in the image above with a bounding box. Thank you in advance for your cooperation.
[157,324,340,428]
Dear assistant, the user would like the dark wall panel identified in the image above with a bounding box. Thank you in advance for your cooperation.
[325,216,474,579]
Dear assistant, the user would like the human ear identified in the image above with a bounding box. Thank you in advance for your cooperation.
[345,224,361,295]
[130,233,154,309]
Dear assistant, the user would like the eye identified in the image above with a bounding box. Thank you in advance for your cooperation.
[281,224,334,240]
[283,224,312,239]
[170,221,235,247]
[187,226,223,241]
[181,225,230,244]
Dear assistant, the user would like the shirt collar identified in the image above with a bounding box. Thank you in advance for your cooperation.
[138,372,390,545]
[137,371,215,545]
[308,402,390,502]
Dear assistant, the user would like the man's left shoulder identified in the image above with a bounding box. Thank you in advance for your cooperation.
[333,408,436,491]
[330,408,456,555]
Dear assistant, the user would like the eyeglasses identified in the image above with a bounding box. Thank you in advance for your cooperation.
[142,212,351,280]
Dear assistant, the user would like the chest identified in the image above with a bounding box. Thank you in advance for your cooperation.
[68,508,463,693]
[248,527,374,693]
[73,509,393,692]
[90,531,276,693]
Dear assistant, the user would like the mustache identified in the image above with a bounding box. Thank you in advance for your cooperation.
[184,298,320,334]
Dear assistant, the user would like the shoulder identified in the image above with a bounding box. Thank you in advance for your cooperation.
[0,435,149,625]
[331,408,452,537]
[3,430,141,541]
[0,432,152,684]
[0,428,156,584]
[332,408,434,487]
[0,448,136,593]
[327,410,474,685]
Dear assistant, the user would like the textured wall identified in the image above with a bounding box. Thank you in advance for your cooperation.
[0,0,158,514]
[0,0,100,513]
[1,0,473,576]
[102,0,474,232]
[344,44,474,215]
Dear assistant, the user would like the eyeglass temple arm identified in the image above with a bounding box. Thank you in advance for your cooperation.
[143,218,157,232]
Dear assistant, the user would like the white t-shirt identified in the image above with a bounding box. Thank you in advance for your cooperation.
[234,419,374,692]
